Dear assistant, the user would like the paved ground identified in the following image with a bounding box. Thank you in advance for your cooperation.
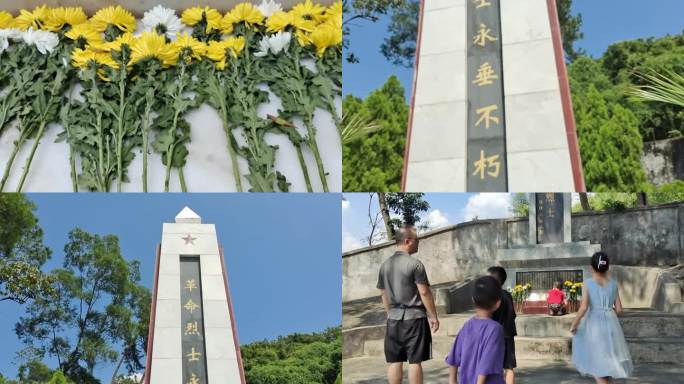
[343,357,684,383]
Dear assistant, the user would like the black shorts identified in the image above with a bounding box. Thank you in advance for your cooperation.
[384,318,432,364]
[503,337,517,369]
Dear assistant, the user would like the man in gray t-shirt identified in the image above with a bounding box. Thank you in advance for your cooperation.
[377,227,439,384]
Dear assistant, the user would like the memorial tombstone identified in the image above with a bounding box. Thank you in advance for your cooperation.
[498,194,600,301]
[145,207,245,384]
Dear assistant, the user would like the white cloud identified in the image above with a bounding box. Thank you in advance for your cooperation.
[342,231,363,252]
[462,193,512,221]
[425,209,449,229]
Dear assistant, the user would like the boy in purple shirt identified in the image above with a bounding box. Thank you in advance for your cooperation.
[445,276,505,384]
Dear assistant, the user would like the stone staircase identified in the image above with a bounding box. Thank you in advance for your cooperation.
[355,310,684,365]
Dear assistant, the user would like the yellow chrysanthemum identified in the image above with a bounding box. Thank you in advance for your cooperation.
[44,7,87,32]
[64,23,105,50]
[90,6,136,33]
[103,33,135,52]
[171,33,206,62]
[309,23,341,56]
[130,32,176,67]
[0,11,14,29]
[14,5,50,30]
[206,37,245,70]
[290,0,326,23]
[325,1,343,19]
[72,48,119,69]
[320,2,342,30]
[295,29,311,47]
[181,6,222,33]
[222,3,264,30]
[265,11,294,33]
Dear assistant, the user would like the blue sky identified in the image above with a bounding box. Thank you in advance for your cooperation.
[342,193,515,251]
[0,193,341,381]
[343,0,684,100]
[342,193,585,252]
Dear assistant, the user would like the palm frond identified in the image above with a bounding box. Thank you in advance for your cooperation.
[341,112,382,144]
[630,69,684,108]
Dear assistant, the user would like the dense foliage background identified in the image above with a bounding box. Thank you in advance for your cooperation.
[241,327,342,384]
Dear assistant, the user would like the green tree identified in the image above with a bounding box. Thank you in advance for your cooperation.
[15,229,150,384]
[0,194,53,304]
[598,34,684,140]
[572,83,648,191]
[510,193,529,217]
[385,193,430,231]
[556,0,584,61]
[648,181,684,204]
[47,371,72,384]
[343,76,408,191]
[17,360,55,383]
[241,327,341,384]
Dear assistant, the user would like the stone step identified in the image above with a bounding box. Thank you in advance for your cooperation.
[627,337,684,364]
[363,336,572,362]
[434,312,684,338]
[362,335,684,364]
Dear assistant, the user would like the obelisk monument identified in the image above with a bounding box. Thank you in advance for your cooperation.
[402,0,585,192]
[145,207,245,383]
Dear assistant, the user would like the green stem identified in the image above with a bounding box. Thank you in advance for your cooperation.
[164,144,175,193]
[16,121,47,192]
[64,98,78,192]
[303,115,329,192]
[69,145,78,192]
[0,133,27,192]
[295,143,313,192]
[141,102,152,193]
[218,101,243,192]
[116,70,126,192]
[178,166,187,193]
[95,112,106,192]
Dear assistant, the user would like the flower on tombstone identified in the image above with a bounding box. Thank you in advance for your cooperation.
[141,5,184,40]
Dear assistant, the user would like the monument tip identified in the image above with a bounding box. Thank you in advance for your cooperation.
[175,206,201,224]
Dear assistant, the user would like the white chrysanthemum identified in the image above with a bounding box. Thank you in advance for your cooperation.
[254,31,291,57]
[141,5,184,40]
[257,0,283,17]
[0,28,24,42]
[0,36,8,54]
[22,28,59,54]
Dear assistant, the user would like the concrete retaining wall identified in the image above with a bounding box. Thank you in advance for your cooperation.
[343,203,684,302]
[642,137,684,186]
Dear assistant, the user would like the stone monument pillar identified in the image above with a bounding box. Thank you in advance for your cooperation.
[401,0,585,192]
[498,194,600,295]
[145,207,245,384]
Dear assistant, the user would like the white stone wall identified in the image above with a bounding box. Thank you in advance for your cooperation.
[149,221,241,384]
[405,0,575,192]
